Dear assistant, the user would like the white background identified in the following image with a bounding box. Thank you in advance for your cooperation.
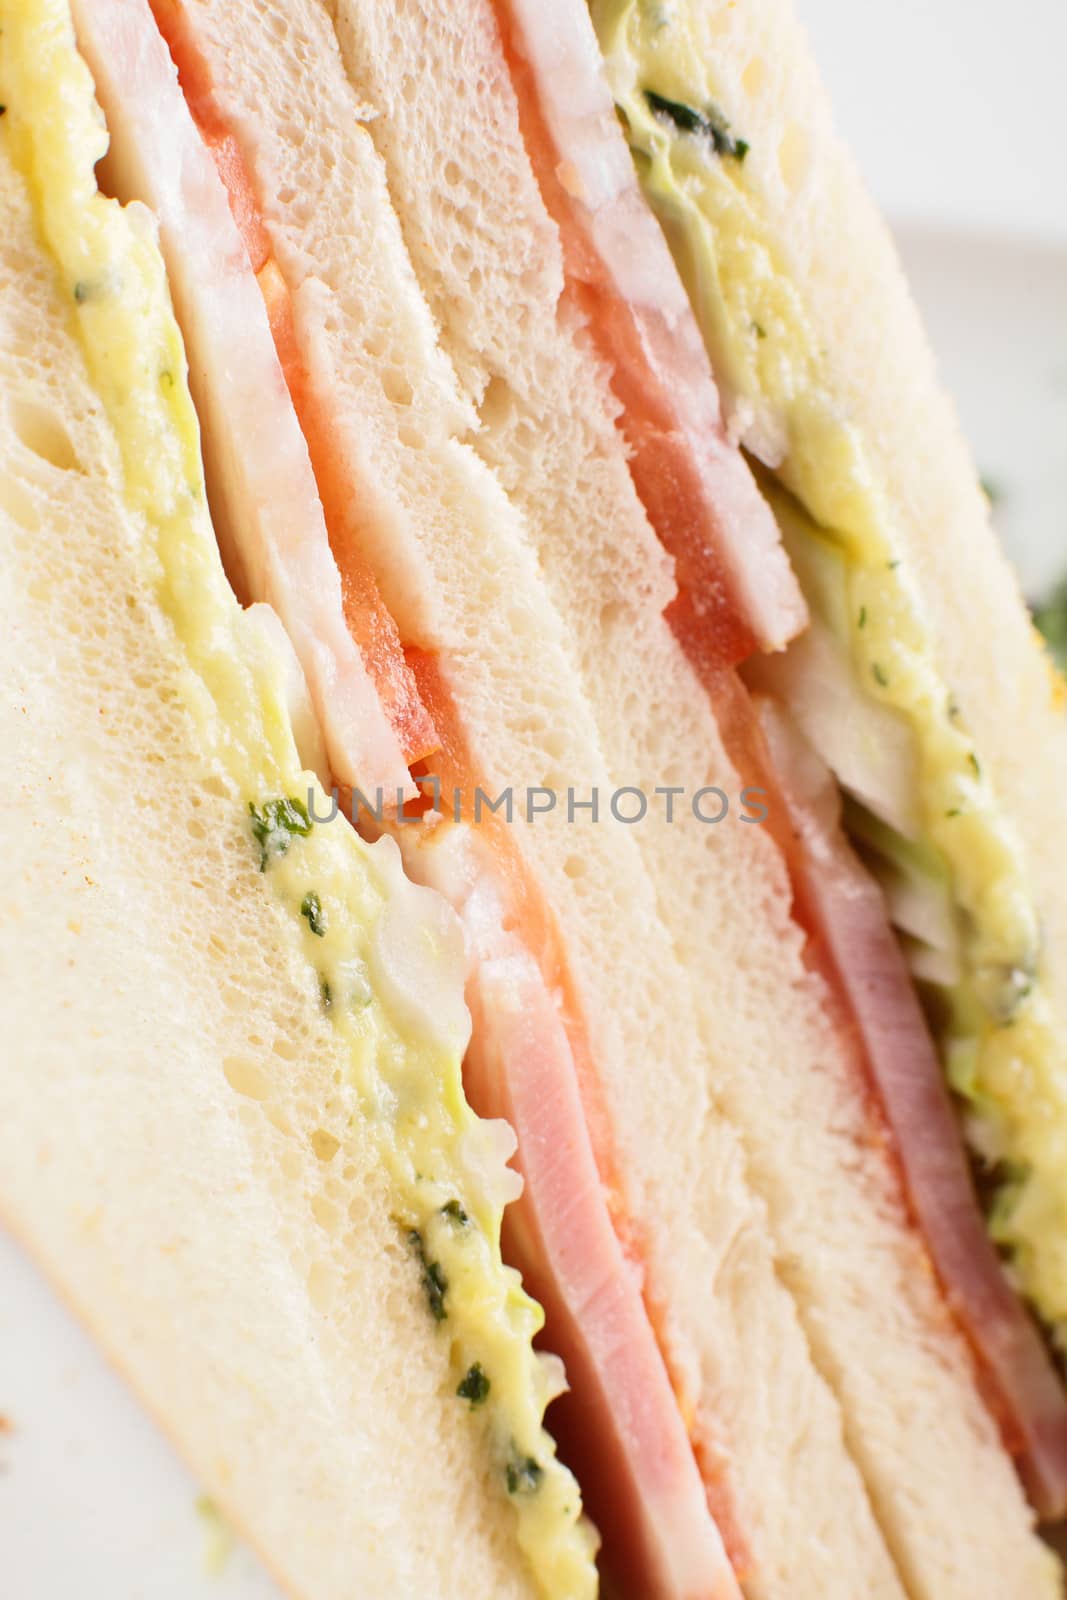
[2,3,1065,1595]
[801,0,1067,593]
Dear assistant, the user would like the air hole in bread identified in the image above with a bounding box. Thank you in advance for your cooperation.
[223,1054,272,1100]
[0,473,41,530]
[10,398,81,473]
[381,367,414,408]
[311,1193,341,1235]
[311,1127,341,1162]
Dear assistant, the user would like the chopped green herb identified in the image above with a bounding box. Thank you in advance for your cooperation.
[319,977,333,1012]
[979,475,1003,507]
[887,558,901,570]
[408,1229,448,1322]
[300,890,327,937]
[644,89,749,160]
[441,1199,469,1226]
[751,320,767,340]
[871,662,889,688]
[160,368,174,389]
[947,696,961,720]
[506,1452,544,1496]
[456,1363,491,1407]
[969,752,981,779]
[945,807,962,819]
[73,280,92,303]
[248,795,312,870]
[858,606,867,629]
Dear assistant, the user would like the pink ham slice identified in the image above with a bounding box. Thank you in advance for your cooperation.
[70,0,415,802]
[757,695,1067,1519]
[491,0,807,666]
[404,820,743,1600]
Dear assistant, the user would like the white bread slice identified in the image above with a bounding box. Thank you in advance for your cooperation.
[666,0,1067,1144]
[309,1,1056,1594]
[0,142,545,1600]
[171,0,1057,1595]
[173,3,908,1594]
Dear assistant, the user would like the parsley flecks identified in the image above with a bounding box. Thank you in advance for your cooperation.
[408,1229,448,1322]
[969,752,982,779]
[441,1199,469,1226]
[457,1363,490,1407]
[644,89,749,161]
[248,795,312,870]
[301,890,327,937]
[319,977,333,1012]
[858,606,867,629]
[506,1453,544,1496]
[871,662,890,688]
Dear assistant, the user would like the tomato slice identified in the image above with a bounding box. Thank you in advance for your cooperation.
[150,0,439,768]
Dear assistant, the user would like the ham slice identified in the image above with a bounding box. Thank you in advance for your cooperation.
[758,695,1067,1519]
[492,0,807,666]
[70,0,416,801]
[404,819,743,1600]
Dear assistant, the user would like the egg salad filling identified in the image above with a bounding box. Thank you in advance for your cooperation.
[0,2,598,1590]
[592,0,1067,1344]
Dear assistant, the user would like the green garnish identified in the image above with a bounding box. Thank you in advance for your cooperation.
[408,1229,448,1322]
[506,1452,544,1496]
[441,1199,469,1226]
[1032,573,1067,675]
[872,662,889,687]
[248,795,312,870]
[457,1363,490,1407]
[946,807,962,818]
[969,752,981,779]
[319,977,333,1011]
[300,890,327,937]
[644,90,749,160]
[751,320,767,340]
[858,606,867,629]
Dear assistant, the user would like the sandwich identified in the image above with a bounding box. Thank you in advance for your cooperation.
[2,0,1066,1597]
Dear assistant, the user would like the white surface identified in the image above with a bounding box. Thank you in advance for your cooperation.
[2,4,1064,1595]
[0,1231,281,1598]
[896,227,1067,597]
[798,0,1067,596]
[797,0,1067,244]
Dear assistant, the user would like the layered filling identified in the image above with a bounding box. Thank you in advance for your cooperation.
[13,0,1067,1591]
[587,0,1067,1507]
[0,5,598,1593]
[13,0,757,1592]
